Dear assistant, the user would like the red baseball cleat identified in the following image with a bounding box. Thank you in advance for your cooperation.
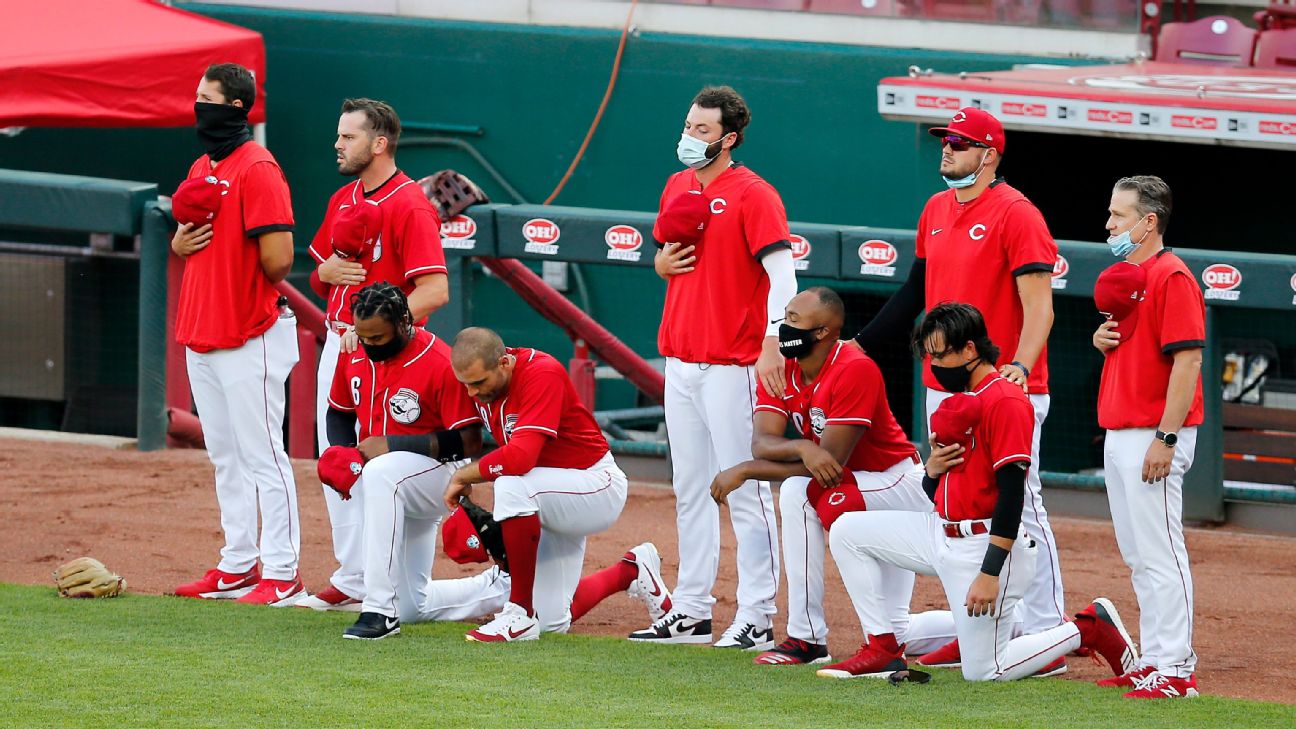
[1097,665,1156,688]
[1074,598,1139,676]
[296,584,362,612]
[1027,656,1068,678]
[817,635,907,679]
[172,566,260,600]
[1124,672,1199,699]
[236,575,306,607]
[916,638,961,668]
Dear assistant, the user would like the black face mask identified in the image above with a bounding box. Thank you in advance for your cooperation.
[194,102,252,161]
[930,358,978,393]
[362,330,409,363]
[778,323,822,360]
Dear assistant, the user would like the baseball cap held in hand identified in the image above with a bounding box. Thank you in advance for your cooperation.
[442,507,489,564]
[331,199,383,259]
[317,446,364,500]
[930,393,983,472]
[656,190,711,246]
[1094,260,1147,337]
[171,175,227,227]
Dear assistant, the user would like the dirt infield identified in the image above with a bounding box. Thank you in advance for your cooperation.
[3,436,1292,704]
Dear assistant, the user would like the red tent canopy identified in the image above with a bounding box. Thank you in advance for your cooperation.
[0,0,266,128]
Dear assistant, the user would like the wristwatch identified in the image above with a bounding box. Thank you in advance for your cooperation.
[1154,430,1178,448]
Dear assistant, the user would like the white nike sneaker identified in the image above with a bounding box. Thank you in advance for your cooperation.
[714,620,775,650]
[467,602,540,643]
[628,612,713,644]
[624,543,673,621]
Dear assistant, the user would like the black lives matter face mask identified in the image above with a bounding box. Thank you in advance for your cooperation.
[777,323,822,360]
[194,102,252,161]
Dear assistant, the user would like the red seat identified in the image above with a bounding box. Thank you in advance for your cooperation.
[1256,28,1296,67]
[1155,15,1258,66]
[807,0,896,15]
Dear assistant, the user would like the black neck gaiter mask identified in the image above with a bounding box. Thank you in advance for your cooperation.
[195,102,252,161]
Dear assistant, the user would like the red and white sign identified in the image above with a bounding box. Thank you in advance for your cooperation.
[1202,263,1242,301]
[1171,114,1218,130]
[1260,120,1296,136]
[604,224,644,262]
[1088,108,1133,124]
[917,95,961,110]
[790,234,812,271]
[440,215,478,250]
[1051,254,1069,290]
[1003,102,1047,118]
[858,239,898,277]
[522,218,560,255]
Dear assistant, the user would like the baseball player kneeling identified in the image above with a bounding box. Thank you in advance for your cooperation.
[824,303,1139,681]
[318,283,484,640]
[442,327,629,642]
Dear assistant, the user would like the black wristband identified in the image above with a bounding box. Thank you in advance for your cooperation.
[1010,360,1030,378]
[980,543,1010,577]
[387,434,431,457]
[434,429,466,463]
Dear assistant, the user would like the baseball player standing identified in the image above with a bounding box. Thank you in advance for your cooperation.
[441,328,628,642]
[170,64,303,605]
[708,287,948,665]
[297,99,450,612]
[826,303,1138,681]
[634,86,795,649]
[851,108,1067,666]
[1092,176,1204,699]
[315,284,483,639]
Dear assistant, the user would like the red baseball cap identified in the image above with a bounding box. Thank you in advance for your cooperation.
[442,507,489,564]
[1093,261,1147,336]
[171,175,226,227]
[930,393,983,472]
[331,199,383,259]
[656,190,711,246]
[805,471,865,530]
[317,446,364,500]
[929,107,1005,154]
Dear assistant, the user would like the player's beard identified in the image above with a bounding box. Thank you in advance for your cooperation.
[338,148,374,177]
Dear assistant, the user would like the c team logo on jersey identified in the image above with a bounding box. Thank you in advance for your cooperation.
[388,388,422,424]
[789,235,811,271]
[709,198,728,215]
[522,218,561,255]
[1051,254,1069,290]
[858,240,898,277]
[604,225,643,263]
[1202,263,1242,301]
[809,407,827,438]
[441,215,478,250]
[503,414,519,440]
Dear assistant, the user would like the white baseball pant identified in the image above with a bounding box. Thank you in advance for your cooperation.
[405,566,512,624]
[665,358,779,624]
[831,510,1081,680]
[927,389,1066,633]
[780,458,932,645]
[316,327,365,598]
[493,452,628,633]
[187,315,301,580]
[1103,426,1198,678]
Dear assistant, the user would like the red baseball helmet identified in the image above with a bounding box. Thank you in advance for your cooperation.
[331,199,383,259]
[317,446,364,500]
[656,190,711,246]
[171,175,226,227]
[929,107,1005,154]
[442,507,489,564]
[1093,260,1147,337]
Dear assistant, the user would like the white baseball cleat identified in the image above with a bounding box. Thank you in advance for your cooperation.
[466,602,540,643]
[624,542,673,621]
[714,619,775,650]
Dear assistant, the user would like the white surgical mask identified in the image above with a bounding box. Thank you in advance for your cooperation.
[942,149,989,189]
[677,133,724,170]
[1106,215,1149,258]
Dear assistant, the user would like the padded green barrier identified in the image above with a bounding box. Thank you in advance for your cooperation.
[0,169,156,236]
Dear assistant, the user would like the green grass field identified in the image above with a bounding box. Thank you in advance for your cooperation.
[3,584,1291,729]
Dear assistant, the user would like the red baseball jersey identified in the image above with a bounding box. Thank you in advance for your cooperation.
[1097,250,1205,430]
[935,373,1034,521]
[308,172,447,326]
[653,165,791,366]
[175,142,294,352]
[916,181,1057,394]
[754,341,918,473]
[328,328,480,440]
[475,348,609,478]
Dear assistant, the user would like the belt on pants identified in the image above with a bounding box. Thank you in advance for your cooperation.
[941,519,990,538]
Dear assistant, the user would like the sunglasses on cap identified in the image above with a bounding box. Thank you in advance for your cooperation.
[941,135,989,152]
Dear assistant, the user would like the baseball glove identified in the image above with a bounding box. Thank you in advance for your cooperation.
[460,497,509,573]
[420,169,491,221]
[53,557,126,599]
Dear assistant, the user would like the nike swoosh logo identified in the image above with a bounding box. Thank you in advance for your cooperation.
[930,228,943,235]
[646,573,662,597]
[676,620,706,633]
[385,618,399,630]
[508,626,531,638]
[217,578,245,590]
[275,586,298,599]
[351,357,365,364]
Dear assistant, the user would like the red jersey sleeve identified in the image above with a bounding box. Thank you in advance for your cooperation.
[741,181,791,258]
[983,396,1034,471]
[328,358,357,412]
[914,204,930,260]
[240,160,295,237]
[754,365,792,417]
[1000,200,1057,276]
[308,194,341,265]
[651,178,673,245]
[825,358,881,428]
[1157,270,1206,353]
[437,370,482,431]
[399,207,448,281]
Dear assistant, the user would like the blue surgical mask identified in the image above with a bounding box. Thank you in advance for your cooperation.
[942,150,989,189]
[1106,215,1149,258]
[677,133,724,170]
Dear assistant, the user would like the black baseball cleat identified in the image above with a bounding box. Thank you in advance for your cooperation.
[628,612,713,644]
[344,611,401,640]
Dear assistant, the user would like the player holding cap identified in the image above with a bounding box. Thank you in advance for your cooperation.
[170,63,304,606]
[708,287,949,665]
[297,99,450,612]
[315,283,482,639]
[850,107,1067,666]
[826,303,1138,681]
[1092,176,1204,699]
[441,328,628,642]
[636,85,794,649]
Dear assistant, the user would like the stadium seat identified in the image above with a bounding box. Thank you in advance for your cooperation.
[1154,15,1258,66]
[1255,28,1296,66]
[807,0,896,15]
